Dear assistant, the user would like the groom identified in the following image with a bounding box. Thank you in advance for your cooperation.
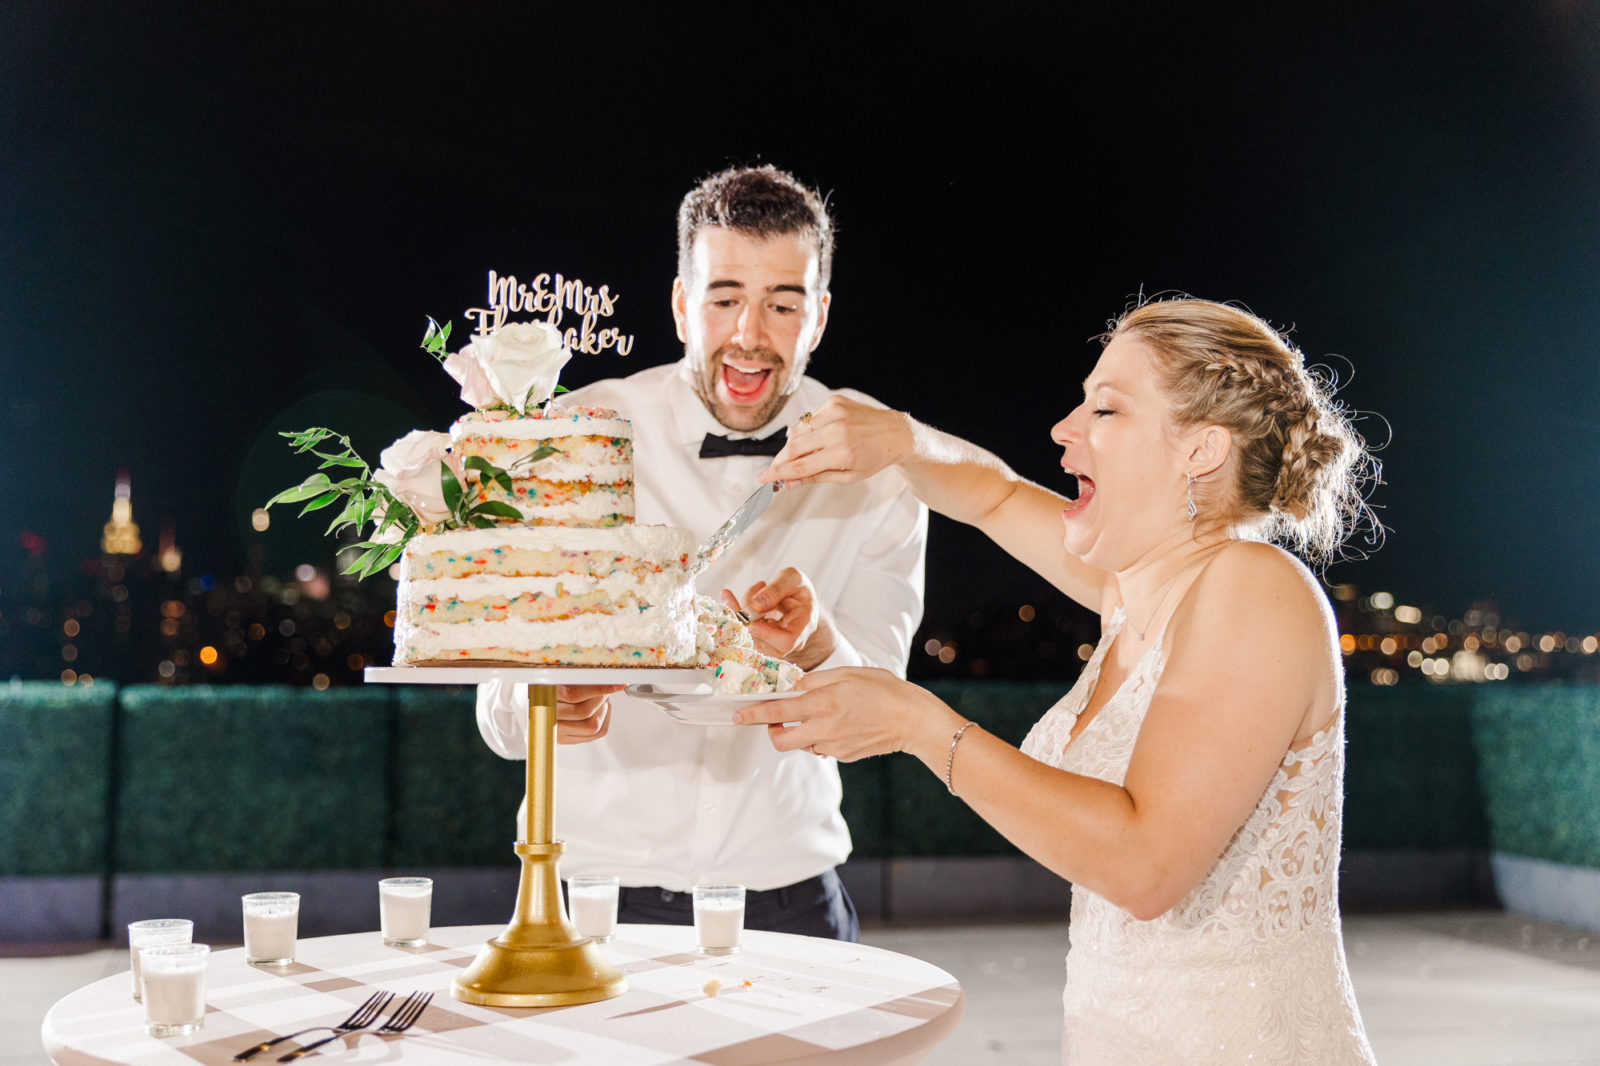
[476,164,927,940]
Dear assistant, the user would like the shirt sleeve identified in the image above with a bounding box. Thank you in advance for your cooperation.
[814,472,929,678]
[476,679,528,760]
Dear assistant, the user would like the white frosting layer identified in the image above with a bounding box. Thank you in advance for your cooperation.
[404,569,688,605]
[451,411,633,443]
[402,524,693,566]
[399,597,697,658]
[504,498,633,525]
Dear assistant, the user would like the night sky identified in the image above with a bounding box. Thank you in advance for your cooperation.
[4,3,1599,633]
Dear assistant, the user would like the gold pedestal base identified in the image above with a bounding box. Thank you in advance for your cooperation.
[451,683,628,1008]
[452,841,627,1007]
[454,940,626,1007]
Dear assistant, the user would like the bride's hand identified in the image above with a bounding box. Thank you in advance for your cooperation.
[733,667,953,762]
[759,395,913,488]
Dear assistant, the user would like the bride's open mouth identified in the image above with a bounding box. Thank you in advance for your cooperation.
[1063,470,1094,517]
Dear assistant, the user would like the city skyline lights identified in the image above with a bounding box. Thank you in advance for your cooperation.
[5,475,1597,690]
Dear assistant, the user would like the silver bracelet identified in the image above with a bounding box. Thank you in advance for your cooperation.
[944,721,979,795]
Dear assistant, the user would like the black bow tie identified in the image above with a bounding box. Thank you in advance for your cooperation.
[699,428,788,459]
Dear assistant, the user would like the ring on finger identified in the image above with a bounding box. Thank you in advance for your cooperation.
[797,411,813,425]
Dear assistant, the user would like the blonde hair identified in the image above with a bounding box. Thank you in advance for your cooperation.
[1105,297,1380,563]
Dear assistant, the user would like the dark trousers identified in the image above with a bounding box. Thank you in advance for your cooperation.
[614,869,859,942]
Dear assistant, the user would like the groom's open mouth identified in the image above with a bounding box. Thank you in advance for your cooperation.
[719,354,781,404]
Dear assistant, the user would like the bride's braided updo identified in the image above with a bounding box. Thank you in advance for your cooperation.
[1106,297,1378,562]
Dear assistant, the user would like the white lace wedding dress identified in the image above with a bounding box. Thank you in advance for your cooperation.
[1020,609,1378,1064]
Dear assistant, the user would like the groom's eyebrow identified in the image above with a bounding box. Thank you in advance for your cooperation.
[706,280,808,296]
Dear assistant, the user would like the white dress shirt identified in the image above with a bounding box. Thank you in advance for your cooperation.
[476,358,928,891]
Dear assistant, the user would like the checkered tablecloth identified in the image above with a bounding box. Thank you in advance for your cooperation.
[43,924,964,1065]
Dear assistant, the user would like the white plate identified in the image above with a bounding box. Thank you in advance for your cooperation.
[625,686,803,726]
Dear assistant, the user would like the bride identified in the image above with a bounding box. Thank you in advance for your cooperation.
[738,297,1382,1063]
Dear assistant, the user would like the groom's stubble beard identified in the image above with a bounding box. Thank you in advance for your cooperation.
[689,342,804,432]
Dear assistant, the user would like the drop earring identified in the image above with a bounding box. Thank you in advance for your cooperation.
[1186,475,1197,522]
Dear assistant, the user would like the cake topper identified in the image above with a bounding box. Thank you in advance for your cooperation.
[466,269,634,356]
[424,269,634,416]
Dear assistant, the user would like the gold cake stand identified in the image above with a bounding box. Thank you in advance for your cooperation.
[365,665,711,1007]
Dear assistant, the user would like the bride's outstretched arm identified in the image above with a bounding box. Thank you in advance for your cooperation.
[736,544,1334,920]
[760,394,1105,611]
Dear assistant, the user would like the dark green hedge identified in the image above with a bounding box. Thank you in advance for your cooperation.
[0,681,118,876]
[115,686,391,872]
[1343,684,1489,849]
[391,684,524,866]
[1473,685,1600,867]
[1,680,1594,877]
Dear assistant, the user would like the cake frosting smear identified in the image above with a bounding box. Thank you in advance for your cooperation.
[694,597,804,694]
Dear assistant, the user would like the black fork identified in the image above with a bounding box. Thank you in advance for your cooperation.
[232,990,392,1061]
[277,991,430,1060]
[376,991,433,1035]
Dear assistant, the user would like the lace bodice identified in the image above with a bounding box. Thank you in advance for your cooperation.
[1020,608,1377,1065]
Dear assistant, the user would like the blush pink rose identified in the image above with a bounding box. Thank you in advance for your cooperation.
[443,345,499,409]
[372,430,460,527]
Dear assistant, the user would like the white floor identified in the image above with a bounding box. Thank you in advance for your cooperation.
[7,910,1599,1064]
[867,911,1600,1065]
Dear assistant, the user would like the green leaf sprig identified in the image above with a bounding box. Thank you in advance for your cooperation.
[264,428,528,580]
[421,316,453,363]
[448,456,525,528]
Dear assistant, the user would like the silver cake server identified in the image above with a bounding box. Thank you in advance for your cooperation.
[689,482,783,577]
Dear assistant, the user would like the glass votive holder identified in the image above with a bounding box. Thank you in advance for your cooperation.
[378,876,433,947]
[241,892,299,966]
[692,883,745,956]
[128,919,192,1002]
[140,943,209,1037]
[567,875,620,944]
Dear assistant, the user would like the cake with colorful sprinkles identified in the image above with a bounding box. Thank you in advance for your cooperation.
[394,522,698,666]
[450,405,634,527]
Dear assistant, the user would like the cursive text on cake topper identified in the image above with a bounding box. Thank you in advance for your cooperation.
[465,269,634,356]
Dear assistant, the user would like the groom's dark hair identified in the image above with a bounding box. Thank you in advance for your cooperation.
[676,165,835,292]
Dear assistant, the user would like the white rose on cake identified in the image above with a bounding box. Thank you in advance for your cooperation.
[373,429,459,527]
[473,321,572,411]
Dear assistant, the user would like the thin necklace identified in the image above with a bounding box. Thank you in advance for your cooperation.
[1127,544,1228,641]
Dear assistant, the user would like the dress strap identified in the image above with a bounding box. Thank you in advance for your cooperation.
[1137,542,1234,647]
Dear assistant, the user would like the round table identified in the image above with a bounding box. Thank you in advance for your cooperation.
[42,924,964,1065]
